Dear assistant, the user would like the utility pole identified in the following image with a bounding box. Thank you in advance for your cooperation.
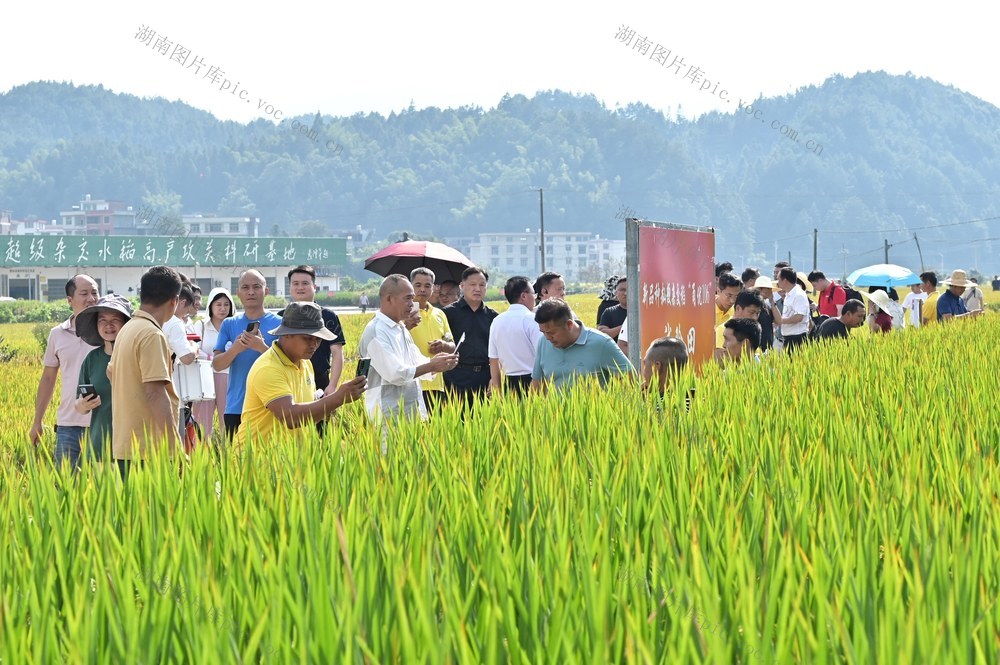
[787,251,792,267]
[537,188,546,273]
[884,239,889,264]
[839,245,849,281]
[813,228,818,270]
[913,233,924,271]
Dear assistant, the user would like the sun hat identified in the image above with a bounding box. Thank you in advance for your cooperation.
[75,295,134,346]
[941,269,976,288]
[861,289,893,314]
[268,301,337,340]
[752,276,778,290]
[204,287,237,320]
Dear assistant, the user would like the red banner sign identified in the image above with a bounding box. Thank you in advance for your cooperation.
[637,226,716,365]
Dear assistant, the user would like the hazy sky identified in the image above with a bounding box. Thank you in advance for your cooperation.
[3,1,996,123]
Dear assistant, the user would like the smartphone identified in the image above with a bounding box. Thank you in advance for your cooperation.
[246,321,260,334]
[77,384,97,399]
[355,357,372,378]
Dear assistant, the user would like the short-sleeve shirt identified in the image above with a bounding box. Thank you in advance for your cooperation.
[43,317,97,427]
[237,342,316,445]
[922,291,941,326]
[715,304,732,327]
[817,283,847,317]
[443,298,499,390]
[277,306,345,391]
[815,317,849,339]
[937,290,968,320]
[901,292,928,327]
[214,312,283,414]
[488,304,542,377]
[78,347,113,449]
[780,285,811,336]
[598,305,628,341]
[408,303,452,392]
[532,323,635,389]
[163,316,193,361]
[109,310,180,460]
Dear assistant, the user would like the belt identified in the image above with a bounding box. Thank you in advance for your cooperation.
[457,362,489,372]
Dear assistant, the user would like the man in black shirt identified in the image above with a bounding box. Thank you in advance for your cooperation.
[280,265,346,393]
[443,266,498,404]
[815,299,865,340]
[597,277,628,341]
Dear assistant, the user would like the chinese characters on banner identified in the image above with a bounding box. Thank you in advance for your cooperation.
[2,236,347,268]
[638,226,715,366]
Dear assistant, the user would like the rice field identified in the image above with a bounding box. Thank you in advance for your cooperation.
[1,294,999,663]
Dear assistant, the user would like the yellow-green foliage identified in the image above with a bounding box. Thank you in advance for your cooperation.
[0,297,998,663]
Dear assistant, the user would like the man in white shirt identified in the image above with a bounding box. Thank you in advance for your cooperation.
[770,267,810,353]
[163,282,199,366]
[359,275,458,451]
[901,284,928,328]
[488,276,543,397]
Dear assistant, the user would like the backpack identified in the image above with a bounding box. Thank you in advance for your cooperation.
[809,314,831,339]
[841,284,863,303]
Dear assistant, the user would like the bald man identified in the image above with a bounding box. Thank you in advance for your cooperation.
[359,275,458,451]
[212,270,283,440]
[29,274,100,467]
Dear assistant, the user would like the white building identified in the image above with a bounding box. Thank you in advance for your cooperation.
[468,231,625,282]
[180,215,259,238]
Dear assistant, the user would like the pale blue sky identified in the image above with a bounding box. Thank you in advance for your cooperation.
[3,0,996,123]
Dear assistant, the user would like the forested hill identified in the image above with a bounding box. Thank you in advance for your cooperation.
[1,73,998,269]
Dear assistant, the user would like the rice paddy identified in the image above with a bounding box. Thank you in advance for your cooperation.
[1,294,998,663]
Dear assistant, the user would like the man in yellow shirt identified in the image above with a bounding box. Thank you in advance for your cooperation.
[919,271,941,327]
[715,290,764,363]
[237,302,366,445]
[408,268,456,412]
[715,272,742,326]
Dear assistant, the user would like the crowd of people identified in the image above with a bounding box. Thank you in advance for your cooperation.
[29,258,986,470]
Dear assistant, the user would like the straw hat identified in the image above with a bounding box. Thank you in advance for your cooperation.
[861,289,892,314]
[752,276,778,291]
[796,272,813,293]
[941,269,976,288]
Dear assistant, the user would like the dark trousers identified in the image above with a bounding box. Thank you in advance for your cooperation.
[224,414,242,441]
[783,333,808,353]
[422,390,446,413]
[505,374,532,397]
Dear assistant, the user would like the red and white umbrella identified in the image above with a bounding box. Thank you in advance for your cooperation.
[364,240,474,284]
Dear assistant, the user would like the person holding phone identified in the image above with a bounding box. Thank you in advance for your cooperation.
[237,302,366,445]
[74,295,133,463]
[212,270,282,441]
[359,275,459,452]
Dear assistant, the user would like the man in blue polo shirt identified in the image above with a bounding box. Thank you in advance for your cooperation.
[212,270,282,441]
[530,299,634,391]
[937,269,984,322]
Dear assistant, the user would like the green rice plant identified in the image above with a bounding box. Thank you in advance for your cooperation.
[0,304,998,663]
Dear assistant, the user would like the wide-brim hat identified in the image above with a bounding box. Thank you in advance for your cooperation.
[268,301,337,340]
[942,269,976,288]
[860,289,892,314]
[796,272,814,293]
[76,295,134,346]
[752,276,778,290]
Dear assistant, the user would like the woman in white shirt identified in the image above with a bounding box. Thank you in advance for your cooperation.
[192,287,236,441]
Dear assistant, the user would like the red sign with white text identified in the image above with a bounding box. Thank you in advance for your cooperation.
[638,226,716,366]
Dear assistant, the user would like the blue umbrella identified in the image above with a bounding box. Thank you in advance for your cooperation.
[846,263,921,288]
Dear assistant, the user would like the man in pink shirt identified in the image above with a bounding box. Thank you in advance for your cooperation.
[29,274,99,468]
